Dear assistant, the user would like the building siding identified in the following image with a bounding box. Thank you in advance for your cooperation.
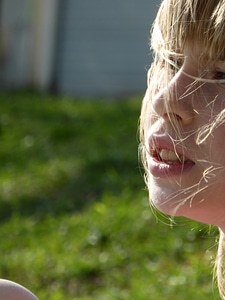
[54,0,159,98]
[0,0,35,87]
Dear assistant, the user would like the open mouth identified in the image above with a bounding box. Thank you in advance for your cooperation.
[153,148,193,165]
[149,148,195,177]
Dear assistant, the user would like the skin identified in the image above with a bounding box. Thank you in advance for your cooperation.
[145,45,225,230]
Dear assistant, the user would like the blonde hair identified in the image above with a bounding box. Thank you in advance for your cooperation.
[139,0,225,298]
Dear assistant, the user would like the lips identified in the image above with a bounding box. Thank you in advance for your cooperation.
[148,135,195,178]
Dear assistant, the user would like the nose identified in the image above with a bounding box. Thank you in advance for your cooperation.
[151,69,195,126]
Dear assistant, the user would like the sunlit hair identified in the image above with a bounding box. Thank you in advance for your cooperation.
[139,0,225,298]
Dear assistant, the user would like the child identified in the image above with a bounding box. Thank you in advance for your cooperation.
[139,0,225,298]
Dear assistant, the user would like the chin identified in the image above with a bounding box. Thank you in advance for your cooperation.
[148,179,183,215]
[150,188,222,226]
[148,176,207,218]
[149,191,182,216]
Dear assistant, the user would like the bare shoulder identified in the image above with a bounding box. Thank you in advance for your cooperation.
[0,279,38,300]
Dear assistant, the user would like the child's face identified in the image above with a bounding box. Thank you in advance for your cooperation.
[145,45,225,228]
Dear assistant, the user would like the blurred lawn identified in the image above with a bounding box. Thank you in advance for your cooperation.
[0,91,220,299]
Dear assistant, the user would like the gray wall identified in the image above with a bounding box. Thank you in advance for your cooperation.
[55,0,159,98]
[0,0,34,87]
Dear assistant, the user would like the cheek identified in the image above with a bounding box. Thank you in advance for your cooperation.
[207,124,225,166]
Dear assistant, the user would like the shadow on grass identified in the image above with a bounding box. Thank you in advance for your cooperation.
[0,91,143,221]
[0,156,141,221]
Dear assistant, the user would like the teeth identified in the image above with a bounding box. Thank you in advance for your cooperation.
[159,149,185,163]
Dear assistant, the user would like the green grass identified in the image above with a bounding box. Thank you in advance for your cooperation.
[0,91,220,299]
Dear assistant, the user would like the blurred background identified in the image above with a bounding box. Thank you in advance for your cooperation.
[0,1,220,300]
[0,0,158,98]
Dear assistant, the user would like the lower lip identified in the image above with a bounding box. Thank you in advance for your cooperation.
[148,157,195,178]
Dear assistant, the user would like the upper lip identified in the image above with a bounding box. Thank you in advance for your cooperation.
[148,134,194,163]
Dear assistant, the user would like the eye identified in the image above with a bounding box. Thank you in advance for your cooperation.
[212,71,225,81]
[168,57,183,73]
